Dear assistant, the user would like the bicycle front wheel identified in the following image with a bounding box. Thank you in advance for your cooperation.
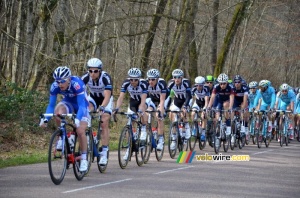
[85,129,93,175]
[168,123,179,159]
[155,133,165,161]
[143,126,152,164]
[214,124,221,154]
[189,121,199,151]
[118,126,132,169]
[48,130,67,185]
[73,134,85,181]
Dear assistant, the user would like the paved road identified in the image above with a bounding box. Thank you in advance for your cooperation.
[1,140,300,198]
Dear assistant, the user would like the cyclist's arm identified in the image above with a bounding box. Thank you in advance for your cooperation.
[139,93,147,112]
[76,92,89,121]
[242,94,248,110]
[229,93,234,109]
[159,93,166,113]
[270,90,276,109]
[208,93,216,108]
[45,95,58,120]
[184,89,192,107]
[253,91,261,108]
[101,73,113,107]
[115,92,126,110]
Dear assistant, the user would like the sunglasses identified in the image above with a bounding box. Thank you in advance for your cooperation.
[234,81,241,84]
[130,79,139,82]
[206,81,213,84]
[196,84,204,86]
[89,70,99,73]
[250,88,256,89]
[56,79,67,84]
[173,76,181,79]
[281,90,287,93]
[148,78,156,81]
[220,83,227,85]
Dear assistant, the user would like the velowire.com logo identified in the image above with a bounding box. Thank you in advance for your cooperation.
[177,151,250,163]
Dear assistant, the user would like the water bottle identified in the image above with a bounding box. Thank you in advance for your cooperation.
[152,127,158,140]
[133,128,138,140]
[67,132,75,150]
[93,131,98,144]
[179,124,184,137]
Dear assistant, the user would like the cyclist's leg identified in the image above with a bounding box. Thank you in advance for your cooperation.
[169,99,183,149]
[223,100,231,135]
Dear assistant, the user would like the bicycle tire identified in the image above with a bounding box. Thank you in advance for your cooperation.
[198,123,206,150]
[135,125,145,167]
[48,130,67,185]
[143,126,152,164]
[72,133,85,181]
[118,126,131,169]
[190,121,199,151]
[222,130,229,152]
[250,118,257,145]
[238,132,245,149]
[230,122,236,150]
[84,129,93,175]
[256,127,262,149]
[168,123,178,159]
[155,133,165,161]
[214,123,221,154]
[97,125,109,173]
[263,120,270,148]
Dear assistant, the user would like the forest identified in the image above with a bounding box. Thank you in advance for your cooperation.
[1,0,299,92]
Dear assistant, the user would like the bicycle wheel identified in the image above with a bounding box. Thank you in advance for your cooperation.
[189,121,199,151]
[230,123,236,150]
[84,129,93,175]
[97,128,109,173]
[198,124,206,150]
[168,123,178,159]
[48,130,67,185]
[143,126,152,164]
[263,121,270,148]
[135,126,145,167]
[118,126,132,169]
[214,124,221,154]
[256,127,262,149]
[207,121,214,147]
[238,132,245,149]
[72,133,85,181]
[222,130,229,152]
[155,133,165,161]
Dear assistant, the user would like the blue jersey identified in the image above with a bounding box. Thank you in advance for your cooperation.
[253,86,276,109]
[295,93,300,113]
[276,90,295,106]
[46,76,89,121]
[248,89,258,109]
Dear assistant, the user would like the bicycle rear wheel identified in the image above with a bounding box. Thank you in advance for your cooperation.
[143,126,152,164]
[155,133,165,161]
[214,124,221,154]
[73,134,85,181]
[189,121,199,151]
[48,130,67,185]
[118,126,132,169]
[168,123,178,159]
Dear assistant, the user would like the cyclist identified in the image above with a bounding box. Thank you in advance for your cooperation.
[295,89,300,138]
[40,66,90,172]
[253,80,276,137]
[146,68,168,151]
[274,83,295,140]
[232,75,249,140]
[248,81,259,111]
[167,69,192,150]
[190,76,209,141]
[81,58,113,166]
[113,68,149,148]
[207,73,234,136]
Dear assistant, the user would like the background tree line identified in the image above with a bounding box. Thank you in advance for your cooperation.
[1,0,299,93]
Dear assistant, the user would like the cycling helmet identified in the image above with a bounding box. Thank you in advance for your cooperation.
[195,76,205,85]
[205,75,214,82]
[172,69,184,77]
[279,83,289,91]
[87,58,103,69]
[128,68,142,78]
[249,81,258,88]
[53,66,71,80]
[217,73,228,83]
[258,80,269,88]
[233,75,242,82]
[147,69,160,78]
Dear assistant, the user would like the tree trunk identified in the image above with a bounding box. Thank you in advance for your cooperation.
[210,0,219,76]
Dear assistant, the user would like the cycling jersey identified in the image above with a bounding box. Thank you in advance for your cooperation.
[232,85,249,108]
[248,89,258,111]
[81,71,113,107]
[121,78,148,101]
[167,78,192,108]
[190,85,210,108]
[46,76,89,121]
[147,78,168,104]
[253,86,276,110]
[212,84,234,102]
[295,93,300,114]
[276,90,295,110]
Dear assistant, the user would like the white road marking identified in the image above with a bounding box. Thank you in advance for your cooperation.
[153,165,194,175]
[62,178,132,193]
[252,149,274,155]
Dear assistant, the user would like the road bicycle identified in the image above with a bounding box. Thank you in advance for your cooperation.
[211,109,230,154]
[276,110,292,147]
[255,110,272,148]
[90,111,109,173]
[190,109,206,151]
[230,109,245,150]
[41,113,92,185]
[167,110,190,159]
[145,110,164,162]
[206,110,215,148]
[116,111,151,169]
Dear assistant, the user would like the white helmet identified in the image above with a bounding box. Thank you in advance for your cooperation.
[280,83,289,91]
[87,58,103,69]
[195,76,205,85]
[259,80,269,88]
[249,81,258,88]
[128,68,142,78]
[217,73,228,83]
[172,69,184,77]
[53,66,71,80]
[147,69,160,78]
